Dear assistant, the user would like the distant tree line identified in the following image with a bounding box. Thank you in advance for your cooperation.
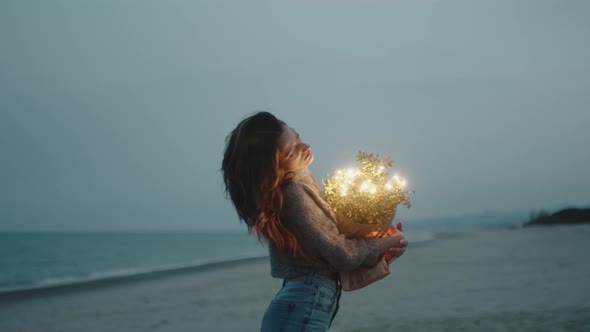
[525,207,590,226]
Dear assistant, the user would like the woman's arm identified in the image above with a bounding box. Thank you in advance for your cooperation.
[281,182,405,271]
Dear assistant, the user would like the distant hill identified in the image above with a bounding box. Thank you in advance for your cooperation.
[408,210,531,231]
[525,208,590,227]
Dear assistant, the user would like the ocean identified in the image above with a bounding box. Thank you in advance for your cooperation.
[0,214,524,294]
[0,231,267,293]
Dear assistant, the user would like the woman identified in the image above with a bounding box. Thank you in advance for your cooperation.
[222,111,408,331]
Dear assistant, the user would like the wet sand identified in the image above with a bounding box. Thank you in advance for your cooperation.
[1,225,589,332]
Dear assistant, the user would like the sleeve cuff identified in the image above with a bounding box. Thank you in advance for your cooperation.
[360,238,380,267]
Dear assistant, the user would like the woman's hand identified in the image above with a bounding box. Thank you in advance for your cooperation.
[380,222,407,264]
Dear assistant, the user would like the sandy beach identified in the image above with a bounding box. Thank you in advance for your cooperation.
[1,225,589,332]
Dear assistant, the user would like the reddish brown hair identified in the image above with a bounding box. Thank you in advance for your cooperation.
[221,112,309,259]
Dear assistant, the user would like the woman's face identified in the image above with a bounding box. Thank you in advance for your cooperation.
[278,124,314,172]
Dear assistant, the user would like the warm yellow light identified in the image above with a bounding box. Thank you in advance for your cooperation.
[360,181,370,191]
[323,151,413,226]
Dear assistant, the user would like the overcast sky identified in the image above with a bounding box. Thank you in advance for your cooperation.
[1,1,589,231]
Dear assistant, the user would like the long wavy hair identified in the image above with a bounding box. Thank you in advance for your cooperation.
[221,112,309,259]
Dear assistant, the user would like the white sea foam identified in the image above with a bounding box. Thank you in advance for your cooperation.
[404,230,436,243]
[0,227,450,294]
[0,252,269,294]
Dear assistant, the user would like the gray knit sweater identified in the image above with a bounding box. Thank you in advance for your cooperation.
[269,168,381,279]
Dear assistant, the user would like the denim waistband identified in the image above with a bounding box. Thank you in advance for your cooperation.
[284,272,341,291]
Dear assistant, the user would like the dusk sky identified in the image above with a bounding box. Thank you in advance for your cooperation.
[2,1,589,231]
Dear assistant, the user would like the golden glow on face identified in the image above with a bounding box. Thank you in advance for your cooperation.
[278,125,313,172]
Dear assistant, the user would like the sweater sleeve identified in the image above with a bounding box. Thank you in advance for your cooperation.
[281,182,381,271]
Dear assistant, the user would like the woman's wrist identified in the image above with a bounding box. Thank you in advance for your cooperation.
[376,233,407,254]
[376,237,393,254]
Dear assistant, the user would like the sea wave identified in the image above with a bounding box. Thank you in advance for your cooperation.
[0,229,439,297]
[404,230,436,243]
[0,253,269,296]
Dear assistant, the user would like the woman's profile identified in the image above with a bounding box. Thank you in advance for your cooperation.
[221,111,408,331]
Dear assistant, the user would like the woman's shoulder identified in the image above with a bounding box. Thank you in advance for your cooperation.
[281,170,336,221]
[283,168,321,193]
[282,179,314,198]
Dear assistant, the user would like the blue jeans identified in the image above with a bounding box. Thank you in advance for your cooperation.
[261,273,342,332]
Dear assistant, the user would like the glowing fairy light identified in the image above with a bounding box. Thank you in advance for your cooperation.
[360,181,371,192]
[323,151,414,227]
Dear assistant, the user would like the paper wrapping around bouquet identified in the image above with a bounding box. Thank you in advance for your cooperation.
[334,212,396,292]
[340,257,390,291]
[335,209,396,238]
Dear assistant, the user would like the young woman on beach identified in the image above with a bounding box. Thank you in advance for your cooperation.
[221,111,408,331]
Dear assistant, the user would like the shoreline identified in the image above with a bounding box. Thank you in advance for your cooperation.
[0,255,269,302]
[0,228,441,298]
[2,225,588,331]
[0,226,525,299]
